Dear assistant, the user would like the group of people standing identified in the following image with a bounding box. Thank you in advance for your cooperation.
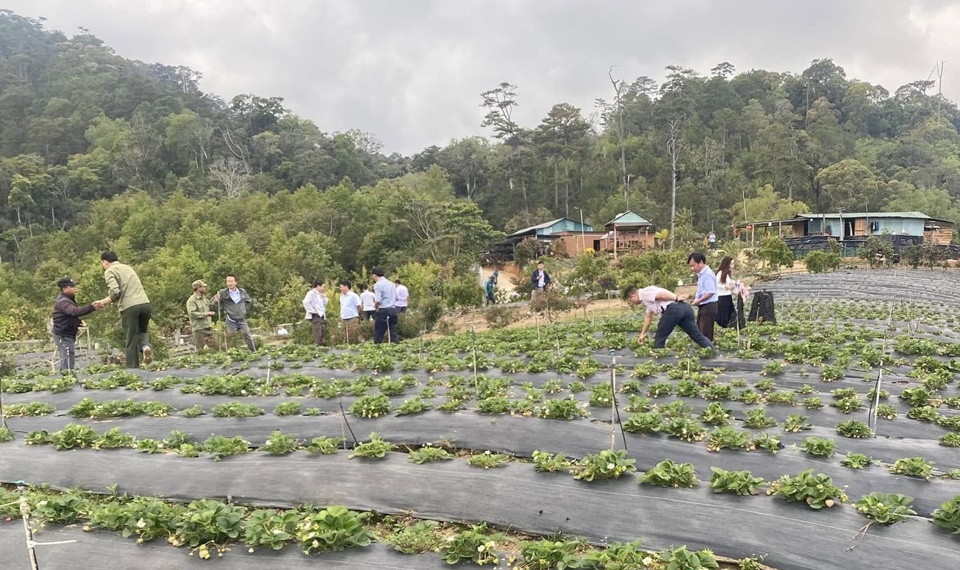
[52,253,411,372]
[298,269,408,346]
[623,252,746,352]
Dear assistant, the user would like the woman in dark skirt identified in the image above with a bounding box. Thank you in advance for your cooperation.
[715,256,735,328]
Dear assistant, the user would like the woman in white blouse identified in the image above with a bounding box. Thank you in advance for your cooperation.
[715,256,735,328]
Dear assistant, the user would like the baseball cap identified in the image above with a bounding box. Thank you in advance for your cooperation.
[192,280,207,289]
[57,278,77,289]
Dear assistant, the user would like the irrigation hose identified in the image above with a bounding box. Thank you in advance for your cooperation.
[338,395,358,446]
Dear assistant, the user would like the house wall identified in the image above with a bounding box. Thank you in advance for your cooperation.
[601,228,655,252]
[807,217,926,237]
[925,224,954,245]
[553,232,608,256]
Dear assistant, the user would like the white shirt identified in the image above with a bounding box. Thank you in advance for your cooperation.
[302,288,327,319]
[360,290,376,311]
[639,286,673,316]
[716,270,733,297]
[395,284,409,307]
[340,291,362,319]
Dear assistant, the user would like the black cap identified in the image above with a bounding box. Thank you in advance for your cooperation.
[57,278,77,289]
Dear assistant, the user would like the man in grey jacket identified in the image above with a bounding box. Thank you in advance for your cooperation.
[211,274,255,351]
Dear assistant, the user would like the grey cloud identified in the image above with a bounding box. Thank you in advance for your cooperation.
[2,0,957,153]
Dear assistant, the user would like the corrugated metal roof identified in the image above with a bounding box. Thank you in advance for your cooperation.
[605,210,653,226]
[797,211,930,220]
[509,218,568,236]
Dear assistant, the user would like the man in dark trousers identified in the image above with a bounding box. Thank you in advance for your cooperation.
[52,278,100,371]
[371,267,399,343]
[623,285,715,351]
[530,261,551,302]
[96,252,153,368]
[212,274,256,351]
[687,251,719,342]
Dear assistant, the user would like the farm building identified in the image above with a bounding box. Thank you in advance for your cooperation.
[736,211,955,257]
[603,210,656,251]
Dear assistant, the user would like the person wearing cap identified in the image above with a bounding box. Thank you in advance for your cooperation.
[371,267,399,343]
[302,279,327,346]
[96,252,153,368]
[52,278,100,372]
[187,280,214,350]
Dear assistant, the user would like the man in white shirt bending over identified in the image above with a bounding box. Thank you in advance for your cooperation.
[623,285,715,351]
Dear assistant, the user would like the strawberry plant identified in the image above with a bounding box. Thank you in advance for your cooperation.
[899,387,933,407]
[937,415,960,430]
[211,402,263,418]
[855,492,916,525]
[932,496,960,534]
[395,397,431,416]
[906,406,939,422]
[385,519,441,554]
[0,427,12,442]
[768,469,847,509]
[836,420,873,438]
[170,499,246,558]
[201,435,250,460]
[2,401,55,417]
[622,412,662,435]
[831,396,864,414]
[519,538,584,570]
[262,430,299,455]
[571,449,636,481]
[647,382,674,398]
[182,405,204,418]
[742,408,777,429]
[536,398,587,420]
[889,457,934,479]
[640,460,698,488]
[781,414,811,433]
[296,505,374,554]
[440,523,502,565]
[92,427,135,450]
[760,361,785,376]
[582,541,650,568]
[738,389,762,405]
[706,427,749,452]
[765,391,797,405]
[841,452,873,469]
[660,417,706,442]
[408,445,453,464]
[820,365,845,381]
[51,423,98,450]
[533,450,572,473]
[477,396,511,414]
[306,436,343,454]
[876,403,897,420]
[709,468,765,495]
[941,432,960,447]
[751,433,782,454]
[658,546,718,570]
[467,451,509,469]
[349,394,391,418]
[349,433,396,459]
[31,489,90,524]
[244,509,298,551]
[273,401,302,416]
[801,436,836,458]
[588,383,614,407]
[802,396,823,409]
[702,383,734,400]
[699,402,732,426]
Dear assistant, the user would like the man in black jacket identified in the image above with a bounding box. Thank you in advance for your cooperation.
[52,278,100,371]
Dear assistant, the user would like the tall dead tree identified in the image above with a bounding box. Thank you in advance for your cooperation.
[609,67,628,205]
[666,118,682,250]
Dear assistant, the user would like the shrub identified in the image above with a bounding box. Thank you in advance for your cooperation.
[804,250,841,274]
[443,280,484,310]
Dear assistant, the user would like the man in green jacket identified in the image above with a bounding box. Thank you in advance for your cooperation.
[96,251,152,368]
[187,279,214,350]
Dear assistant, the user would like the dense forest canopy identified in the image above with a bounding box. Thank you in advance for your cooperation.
[1,9,960,336]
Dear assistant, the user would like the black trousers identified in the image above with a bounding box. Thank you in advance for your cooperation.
[121,303,152,368]
[654,302,714,349]
[374,307,399,343]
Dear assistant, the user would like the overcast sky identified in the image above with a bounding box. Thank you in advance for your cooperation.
[3,0,960,154]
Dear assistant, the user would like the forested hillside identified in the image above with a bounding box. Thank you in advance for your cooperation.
[1,9,960,338]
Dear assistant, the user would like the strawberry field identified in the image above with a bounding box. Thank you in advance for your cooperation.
[2,269,960,569]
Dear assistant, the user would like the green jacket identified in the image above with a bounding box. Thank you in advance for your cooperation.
[103,262,150,311]
[186,294,211,331]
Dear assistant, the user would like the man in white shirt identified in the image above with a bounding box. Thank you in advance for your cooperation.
[338,280,363,344]
[372,267,399,343]
[302,279,327,346]
[359,284,376,321]
[395,279,409,313]
[623,285,715,350]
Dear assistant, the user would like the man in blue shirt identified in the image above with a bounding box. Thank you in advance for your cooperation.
[371,267,399,343]
[687,252,718,342]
